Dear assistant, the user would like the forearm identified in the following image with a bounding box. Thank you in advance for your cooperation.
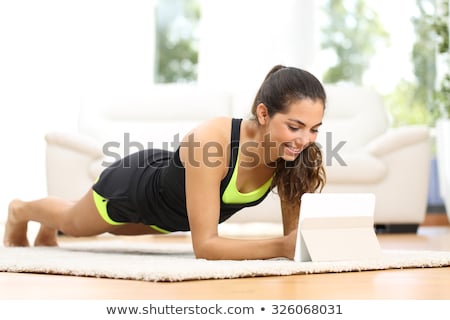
[281,200,300,235]
[192,235,289,260]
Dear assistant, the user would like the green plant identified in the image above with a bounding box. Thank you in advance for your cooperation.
[154,0,200,83]
[385,79,435,127]
[384,0,437,127]
[321,0,389,85]
[384,0,450,127]
[433,0,450,118]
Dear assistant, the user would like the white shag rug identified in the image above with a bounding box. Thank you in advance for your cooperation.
[1,240,450,282]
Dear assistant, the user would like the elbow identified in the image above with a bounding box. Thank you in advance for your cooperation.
[193,246,217,260]
[194,251,211,260]
[192,239,222,260]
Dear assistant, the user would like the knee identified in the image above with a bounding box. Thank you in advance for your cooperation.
[58,217,90,237]
[58,222,84,237]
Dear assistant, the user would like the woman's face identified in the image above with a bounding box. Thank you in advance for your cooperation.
[264,98,324,163]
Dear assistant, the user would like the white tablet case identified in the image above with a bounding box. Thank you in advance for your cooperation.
[294,193,382,262]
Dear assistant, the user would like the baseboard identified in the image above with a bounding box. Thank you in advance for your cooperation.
[374,224,419,234]
[374,213,450,234]
[426,205,447,213]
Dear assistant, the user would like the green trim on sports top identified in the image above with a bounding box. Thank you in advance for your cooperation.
[222,152,273,204]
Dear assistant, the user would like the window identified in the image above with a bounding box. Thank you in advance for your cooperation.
[319,0,438,126]
[154,0,201,83]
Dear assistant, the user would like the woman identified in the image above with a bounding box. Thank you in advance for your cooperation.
[4,65,326,260]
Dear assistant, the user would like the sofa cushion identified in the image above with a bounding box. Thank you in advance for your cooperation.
[324,152,387,184]
[317,85,389,153]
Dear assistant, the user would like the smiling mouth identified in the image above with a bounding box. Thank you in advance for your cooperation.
[284,143,302,155]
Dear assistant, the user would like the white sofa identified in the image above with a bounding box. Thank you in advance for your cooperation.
[45,84,431,232]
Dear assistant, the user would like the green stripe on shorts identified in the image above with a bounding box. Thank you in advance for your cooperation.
[92,190,125,226]
[150,224,170,234]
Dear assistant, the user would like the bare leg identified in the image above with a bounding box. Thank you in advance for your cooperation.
[4,190,116,247]
[34,225,59,247]
[34,199,78,246]
[108,223,163,236]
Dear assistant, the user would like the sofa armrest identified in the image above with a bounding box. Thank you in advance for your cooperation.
[45,131,104,159]
[45,131,104,200]
[365,125,430,157]
[325,152,387,184]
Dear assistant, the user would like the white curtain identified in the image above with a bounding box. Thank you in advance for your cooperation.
[197,0,319,90]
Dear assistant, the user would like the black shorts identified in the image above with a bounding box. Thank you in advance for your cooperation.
[92,149,172,227]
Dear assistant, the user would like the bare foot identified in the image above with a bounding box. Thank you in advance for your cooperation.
[3,199,30,247]
[34,225,58,247]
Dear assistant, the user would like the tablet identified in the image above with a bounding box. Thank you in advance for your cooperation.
[294,193,382,262]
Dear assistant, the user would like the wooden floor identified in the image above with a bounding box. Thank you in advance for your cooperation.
[1,214,450,300]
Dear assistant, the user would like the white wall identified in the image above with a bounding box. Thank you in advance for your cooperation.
[0,0,155,222]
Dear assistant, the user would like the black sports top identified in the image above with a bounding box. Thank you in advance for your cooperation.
[93,118,272,232]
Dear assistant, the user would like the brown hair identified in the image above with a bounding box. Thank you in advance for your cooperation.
[251,65,326,203]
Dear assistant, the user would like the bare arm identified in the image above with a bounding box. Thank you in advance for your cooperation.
[180,119,291,260]
[279,198,301,259]
[280,198,300,236]
[185,173,289,260]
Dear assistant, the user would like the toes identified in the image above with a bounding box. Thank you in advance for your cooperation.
[3,237,30,247]
[34,238,58,247]
[4,199,29,247]
[33,226,58,247]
